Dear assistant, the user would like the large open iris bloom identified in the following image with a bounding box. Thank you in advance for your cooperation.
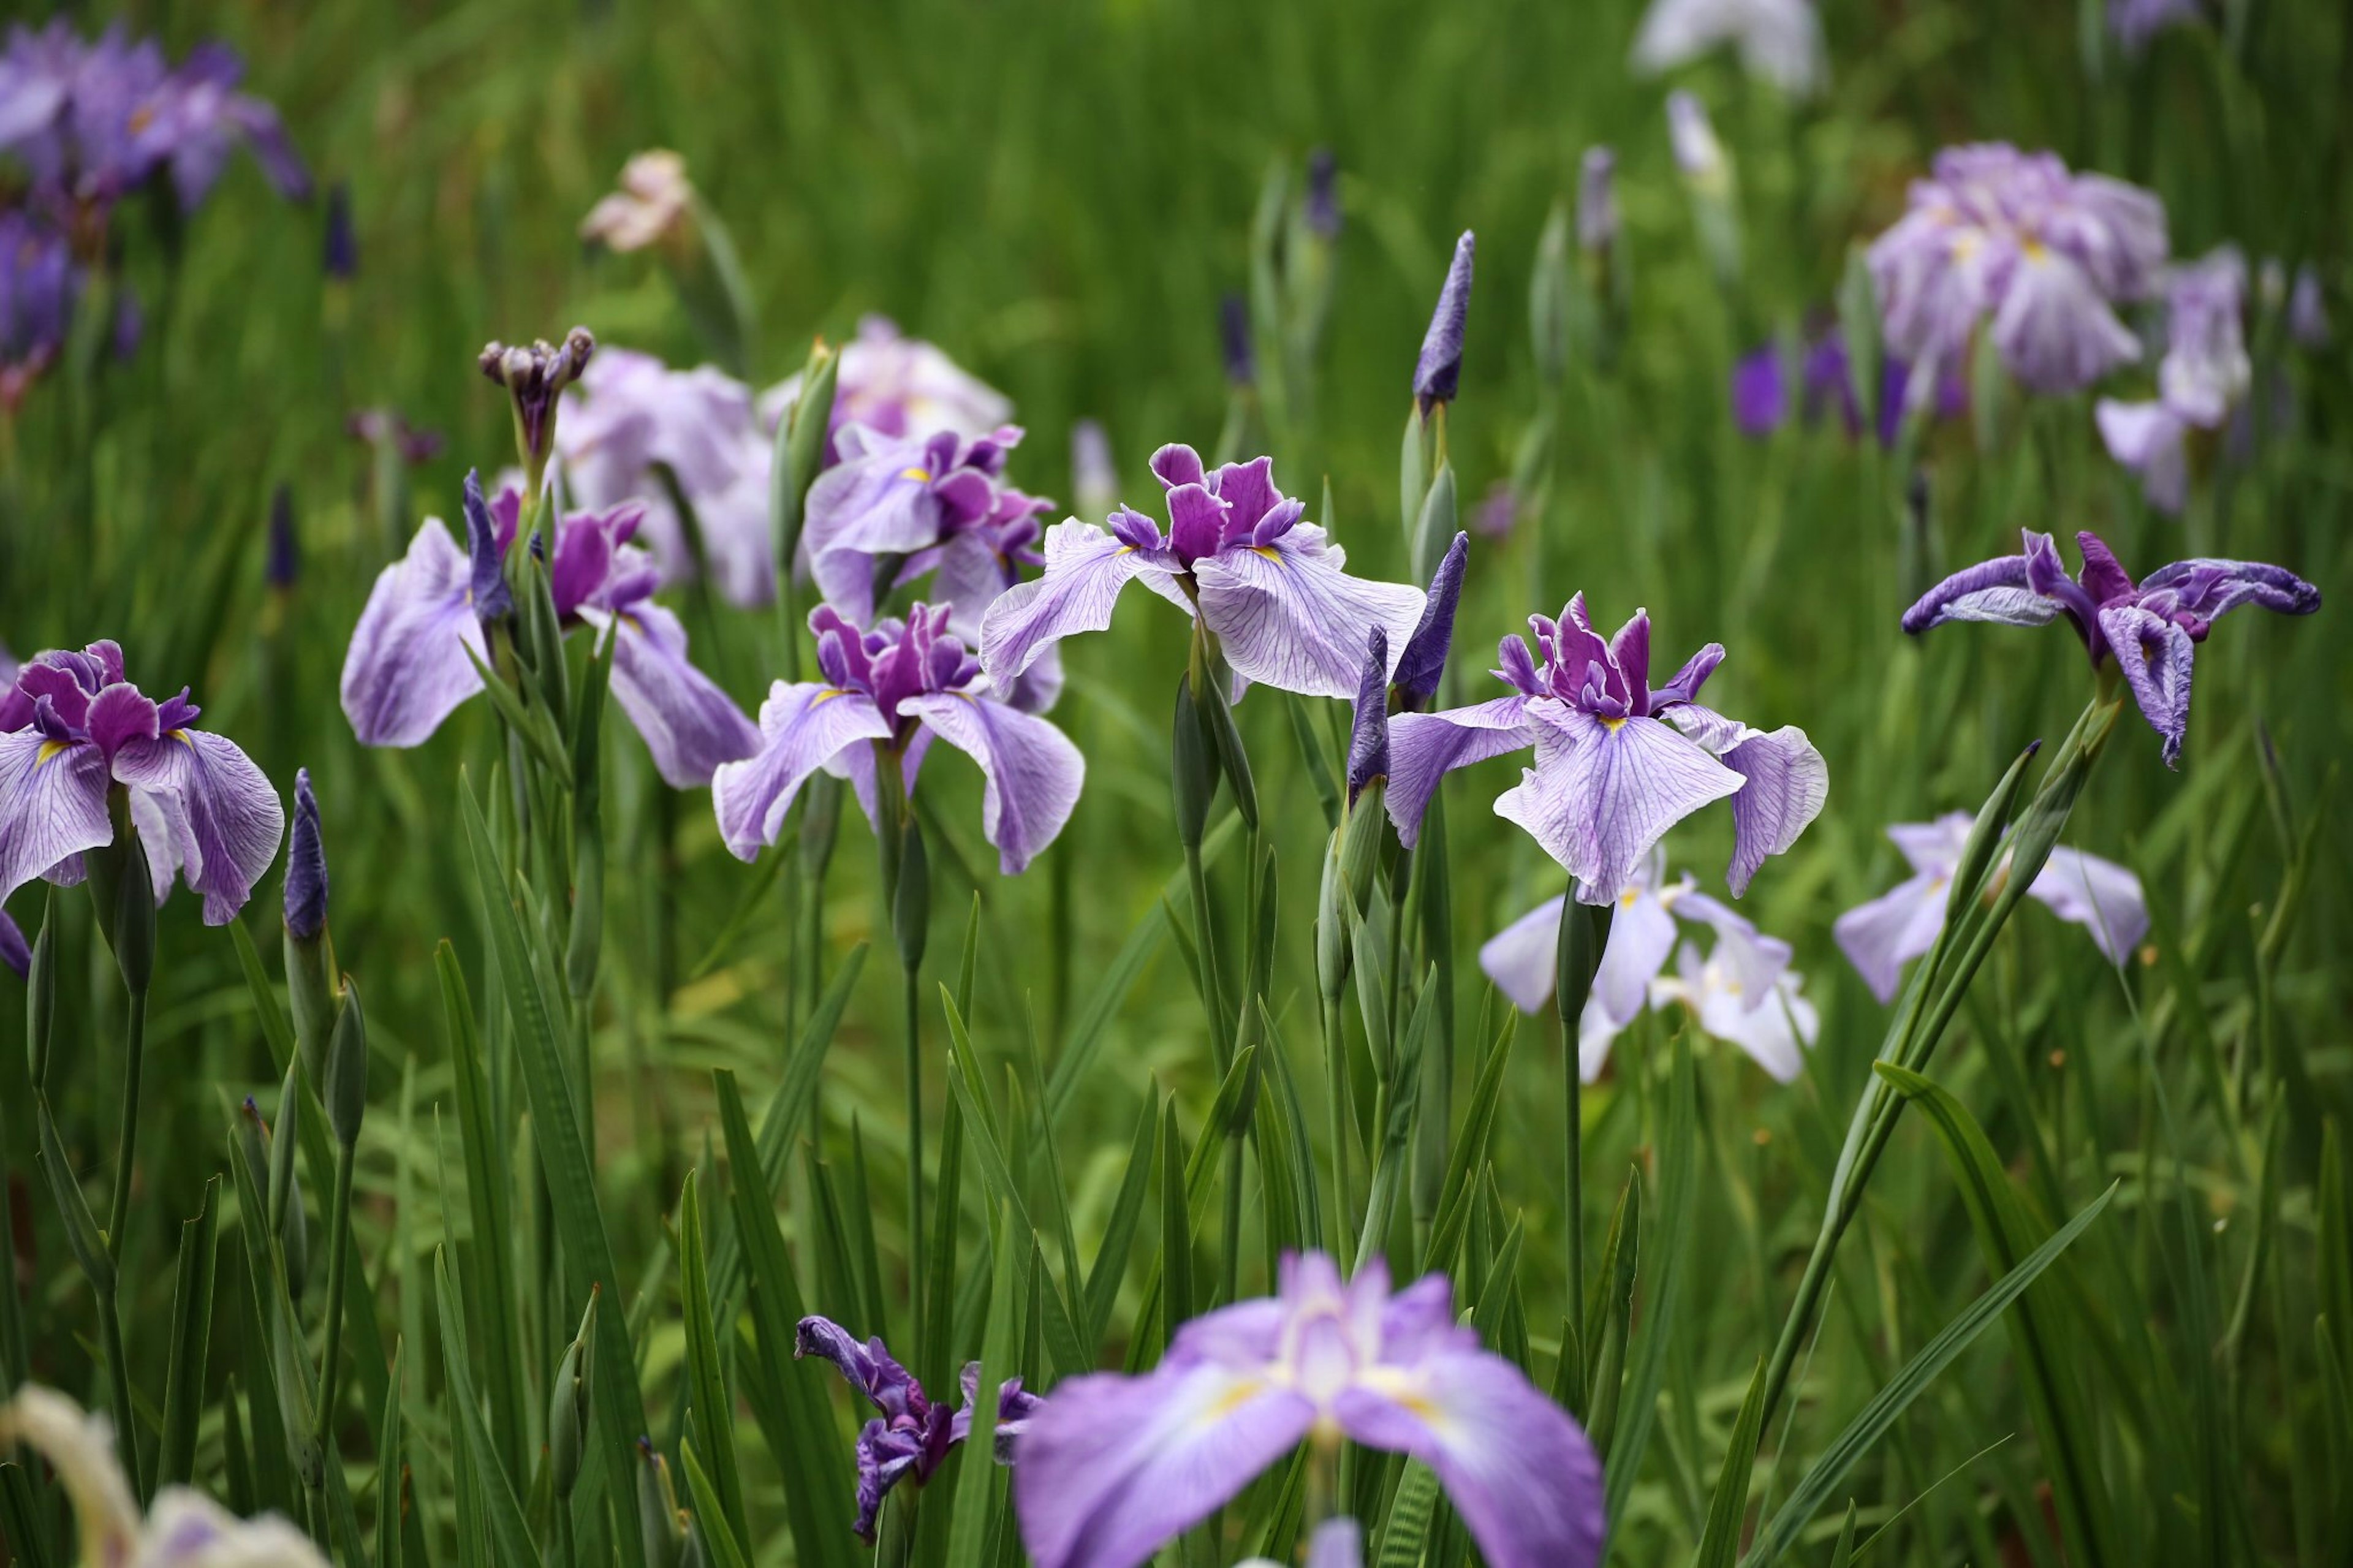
[762,314,1014,466]
[2094,247,2250,513]
[1835,812,2148,1002]
[794,1317,1042,1541]
[341,478,758,787]
[0,640,282,923]
[1386,596,1825,903]
[713,604,1082,874]
[979,445,1425,701]
[1867,143,2167,404]
[1631,0,1826,97]
[1902,528,2319,765]
[1014,1252,1603,1568]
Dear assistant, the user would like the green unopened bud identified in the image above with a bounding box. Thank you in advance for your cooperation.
[548,1286,599,1501]
[285,925,338,1086]
[281,1158,311,1305]
[637,1439,686,1568]
[25,892,55,1088]
[1170,675,1215,854]
[775,340,841,575]
[112,828,155,997]
[1192,650,1259,832]
[1336,787,1386,915]
[1315,829,1351,1007]
[892,824,930,974]
[1554,892,1613,1039]
[325,977,368,1150]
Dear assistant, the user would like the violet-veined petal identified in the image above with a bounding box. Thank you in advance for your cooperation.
[1832,872,1949,1003]
[1495,711,1743,904]
[2098,604,2196,765]
[978,522,1183,686]
[0,732,111,906]
[1477,894,1566,1015]
[110,729,285,924]
[1192,525,1426,701]
[711,684,891,860]
[1593,881,1678,1025]
[901,691,1084,874]
[1667,708,1829,894]
[2029,846,2149,966]
[339,518,491,747]
[1383,697,1537,849]
[2136,558,2321,621]
[586,604,760,789]
[1900,552,2056,635]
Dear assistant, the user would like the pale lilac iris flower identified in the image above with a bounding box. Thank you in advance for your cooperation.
[801,422,1054,638]
[1868,144,2167,406]
[1903,528,2319,765]
[579,149,692,252]
[762,314,1013,466]
[713,603,1083,874]
[1835,812,2148,1002]
[1014,1252,1604,1568]
[793,1316,1042,1542]
[1240,1519,1362,1568]
[2110,0,2205,51]
[0,1384,327,1567]
[555,346,776,607]
[979,445,1425,702]
[1480,850,1813,1081]
[2095,246,2250,513]
[1632,0,1827,97]
[0,640,282,924]
[341,476,759,788]
[1386,596,1826,903]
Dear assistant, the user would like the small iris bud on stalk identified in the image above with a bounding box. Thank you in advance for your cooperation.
[1170,675,1217,855]
[1303,146,1341,243]
[548,1287,599,1502]
[1553,891,1612,1040]
[23,896,55,1087]
[323,182,357,281]
[637,1438,688,1568]
[461,470,514,624]
[1214,292,1260,466]
[325,977,368,1151]
[1323,631,1393,989]
[283,768,336,1084]
[1393,532,1467,712]
[892,819,930,974]
[267,483,299,593]
[479,326,594,495]
[1404,233,1472,580]
[1412,232,1475,417]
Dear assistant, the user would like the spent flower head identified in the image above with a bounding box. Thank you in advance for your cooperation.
[480,326,596,483]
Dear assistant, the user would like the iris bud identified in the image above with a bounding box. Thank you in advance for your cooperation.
[325,977,367,1151]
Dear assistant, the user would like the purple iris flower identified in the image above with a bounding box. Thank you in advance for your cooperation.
[1413,232,1475,412]
[2095,247,2250,513]
[1733,324,1965,445]
[0,908,26,979]
[0,640,284,923]
[1386,596,1825,902]
[761,315,1013,468]
[346,408,444,466]
[556,346,776,608]
[2110,0,2204,50]
[1472,480,1518,540]
[1867,143,2167,406]
[340,476,759,788]
[1242,1518,1362,1568]
[1835,812,2147,1002]
[1731,346,1788,436]
[267,484,299,590]
[713,603,1083,874]
[1902,528,2321,765]
[0,205,77,409]
[1632,0,1827,96]
[794,1316,1042,1542]
[2287,264,2330,349]
[137,42,311,210]
[1013,1251,1604,1568]
[979,445,1425,702]
[801,422,1054,640]
[1070,419,1118,525]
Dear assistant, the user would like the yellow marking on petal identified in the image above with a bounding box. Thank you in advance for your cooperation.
[1202,1379,1265,1422]
[1620,888,1639,909]
[900,468,933,483]
[2021,236,2048,260]
[1601,716,1626,733]
[811,688,851,705]
[35,740,70,767]
[1114,545,1136,556]
[169,730,194,749]
[1251,545,1281,560]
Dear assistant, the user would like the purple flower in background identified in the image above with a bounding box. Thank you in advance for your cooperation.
[2287,264,2330,349]
[793,1316,1042,1542]
[1868,144,2166,404]
[1578,148,1618,256]
[557,346,775,607]
[802,422,1054,638]
[1472,480,1519,540]
[2095,247,2249,513]
[1303,147,1341,240]
[346,408,445,466]
[1665,91,1727,182]
[140,42,311,210]
[0,908,28,979]
[1835,812,2148,1002]
[980,445,1425,702]
[762,316,1013,466]
[0,206,76,409]
[1903,528,2320,765]
[1731,345,1788,435]
[1241,1519,1363,1568]
[322,181,355,279]
[0,640,284,923]
[1414,232,1475,411]
[1219,293,1256,387]
[2110,0,2204,50]
[1481,850,1813,1080]
[1070,419,1118,524]
[1014,1251,1604,1568]
[341,474,759,787]
[1632,0,1827,96]
[282,767,327,941]
[1733,324,1965,445]
[579,150,692,254]
[714,604,1083,874]
[1386,596,1826,901]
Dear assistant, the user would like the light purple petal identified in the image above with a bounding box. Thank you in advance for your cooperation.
[803,442,945,624]
[109,730,285,924]
[1192,526,1427,700]
[903,692,1084,874]
[2029,847,2148,966]
[1495,711,1743,904]
[710,684,891,860]
[1477,895,1565,1015]
[978,522,1183,686]
[1332,1349,1604,1568]
[1696,967,1817,1081]
[1013,1360,1316,1568]
[1990,249,2142,393]
[0,732,112,906]
[1900,553,2058,635]
[2098,604,2195,766]
[1593,884,1678,1025]
[1833,873,1949,1004]
[2095,400,2189,515]
[339,518,489,747]
[2136,558,2321,622]
[591,604,761,789]
[1889,814,1974,877]
[1667,710,1829,895]
[1383,697,1536,849]
[1675,890,1795,1010]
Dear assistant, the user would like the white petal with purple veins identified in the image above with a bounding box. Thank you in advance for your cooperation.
[711,684,892,860]
[979,522,1184,686]
[339,518,490,748]
[0,733,112,912]
[1667,707,1828,893]
[583,605,760,789]
[110,730,286,925]
[902,691,1085,874]
[1192,526,1426,700]
[1495,712,1743,903]
[2029,846,2148,966]
[1383,696,1537,849]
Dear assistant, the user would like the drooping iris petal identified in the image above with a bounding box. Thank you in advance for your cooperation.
[1382,697,1536,848]
[2097,604,2196,766]
[948,1363,1046,1460]
[1666,707,1830,895]
[109,729,286,925]
[803,441,950,624]
[1014,1358,1315,1568]
[584,604,760,789]
[901,691,1085,874]
[1688,950,1816,1081]
[1833,871,1949,1003]
[0,732,112,906]
[849,1421,926,1540]
[1990,249,2142,392]
[2094,400,2189,514]
[1899,553,2059,634]
[1593,880,1680,1024]
[1191,525,1426,701]
[339,518,490,747]
[2030,846,2149,965]
[978,523,1184,686]
[2137,557,2321,621]
[1330,1350,1605,1568]
[1673,887,1793,1007]
[1477,893,1566,1014]
[1495,711,1743,904]
[711,684,892,860]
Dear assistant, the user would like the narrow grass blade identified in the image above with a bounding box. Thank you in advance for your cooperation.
[157,1175,221,1487]
[678,1172,750,1547]
[1694,1358,1768,1568]
[946,1208,1026,1568]
[1602,1028,1696,1541]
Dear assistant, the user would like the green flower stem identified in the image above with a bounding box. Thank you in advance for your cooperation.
[314,1135,357,1449]
[105,985,147,1265]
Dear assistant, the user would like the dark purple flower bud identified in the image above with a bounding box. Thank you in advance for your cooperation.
[1304,146,1341,240]
[1732,346,1787,436]
[112,288,141,362]
[267,483,299,588]
[462,468,513,621]
[480,326,596,467]
[1220,294,1256,387]
[1578,148,1618,255]
[0,910,28,980]
[323,181,357,279]
[1347,627,1390,805]
[529,529,546,564]
[1473,481,1518,540]
[1393,531,1467,706]
[284,769,327,939]
[1412,231,1474,412]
